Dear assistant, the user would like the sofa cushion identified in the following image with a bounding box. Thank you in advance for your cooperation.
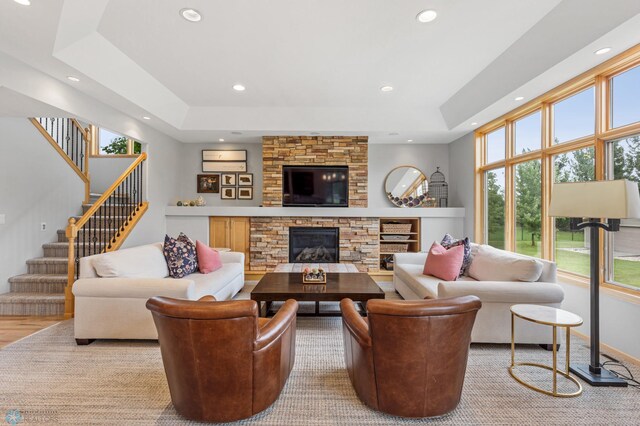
[196,240,222,273]
[189,263,244,299]
[423,242,464,281]
[163,234,198,278]
[468,245,543,282]
[437,281,564,304]
[395,264,441,299]
[92,243,169,278]
[441,234,472,276]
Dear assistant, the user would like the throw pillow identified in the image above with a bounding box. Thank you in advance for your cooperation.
[196,240,223,274]
[468,245,544,282]
[423,242,465,282]
[440,234,472,276]
[163,234,198,278]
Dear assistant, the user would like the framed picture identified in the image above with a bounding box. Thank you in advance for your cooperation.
[202,161,247,172]
[221,173,237,186]
[221,187,236,199]
[202,150,247,162]
[238,173,253,186]
[196,174,220,193]
[238,187,253,200]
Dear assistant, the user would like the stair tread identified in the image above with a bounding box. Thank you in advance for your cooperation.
[0,293,65,303]
[8,274,67,283]
[26,257,69,264]
[43,241,108,247]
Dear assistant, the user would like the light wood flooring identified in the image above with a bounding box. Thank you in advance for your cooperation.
[0,316,64,349]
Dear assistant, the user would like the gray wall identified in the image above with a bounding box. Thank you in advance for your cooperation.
[89,157,135,194]
[368,144,450,208]
[447,132,475,239]
[178,143,263,207]
[0,118,84,294]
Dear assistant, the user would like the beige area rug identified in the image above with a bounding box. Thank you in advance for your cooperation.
[0,287,638,425]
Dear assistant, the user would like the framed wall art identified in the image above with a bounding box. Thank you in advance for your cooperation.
[238,173,253,186]
[196,174,220,193]
[221,187,236,199]
[238,187,253,200]
[202,161,247,172]
[202,150,248,172]
[221,173,237,186]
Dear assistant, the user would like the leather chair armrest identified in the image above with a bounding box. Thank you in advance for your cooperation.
[198,295,217,302]
[255,299,298,351]
[340,298,371,347]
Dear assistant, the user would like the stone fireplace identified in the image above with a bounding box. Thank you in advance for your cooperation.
[289,227,339,263]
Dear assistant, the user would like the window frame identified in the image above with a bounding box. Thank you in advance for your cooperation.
[474,44,640,297]
[89,125,142,158]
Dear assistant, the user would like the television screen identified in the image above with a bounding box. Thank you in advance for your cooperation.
[282,166,349,207]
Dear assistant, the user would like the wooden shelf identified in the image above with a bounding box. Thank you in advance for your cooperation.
[380,232,418,235]
[379,239,417,242]
[378,217,421,272]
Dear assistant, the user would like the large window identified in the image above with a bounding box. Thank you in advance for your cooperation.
[607,135,640,289]
[97,128,142,156]
[475,45,640,294]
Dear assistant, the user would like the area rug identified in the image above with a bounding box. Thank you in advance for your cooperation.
[0,317,638,425]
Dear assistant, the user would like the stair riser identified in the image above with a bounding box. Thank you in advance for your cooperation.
[28,263,68,275]
[10,282,66,294]
[0,302,64,316]
[82,204,136,215]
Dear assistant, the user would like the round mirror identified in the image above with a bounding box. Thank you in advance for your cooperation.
[384,166,429,208]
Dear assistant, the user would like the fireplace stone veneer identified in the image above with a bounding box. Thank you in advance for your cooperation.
[250,217,379,272]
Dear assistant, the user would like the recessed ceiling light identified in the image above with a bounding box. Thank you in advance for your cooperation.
[416,10,437,23]
[407,139,413,143]
[471,122,478,125]
[14,0,31,5]
[218,138,225,142]
[142,116,151,120]
[231,131,242,135]
[595,47,612,55]
[233,84,246,92]
[67,76,80,82]
[380,86,394,92]
[180,8,202,22]
[514,96,524,101]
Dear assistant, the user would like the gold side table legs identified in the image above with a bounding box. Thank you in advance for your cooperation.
[509,312,583,398]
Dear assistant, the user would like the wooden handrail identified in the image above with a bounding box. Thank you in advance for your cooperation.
[71,118,89,141]
[72,152,147,233]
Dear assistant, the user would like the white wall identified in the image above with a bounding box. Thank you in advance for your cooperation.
[0,118,84,293]
[368,144,450,208]
[88,157,135,194]
[448,132,475,239]
[178,143,263,207]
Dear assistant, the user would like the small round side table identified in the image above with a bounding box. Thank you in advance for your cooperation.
[509,304,583,398]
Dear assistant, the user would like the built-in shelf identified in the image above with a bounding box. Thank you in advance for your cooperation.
[378,218,421,272]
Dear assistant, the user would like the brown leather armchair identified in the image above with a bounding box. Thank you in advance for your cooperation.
[146,297,298,422]
[340,296,481,418]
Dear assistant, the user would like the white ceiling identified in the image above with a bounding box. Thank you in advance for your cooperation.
[0,0,639,144]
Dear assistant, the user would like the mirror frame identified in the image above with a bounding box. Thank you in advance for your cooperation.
[384,165,430,208]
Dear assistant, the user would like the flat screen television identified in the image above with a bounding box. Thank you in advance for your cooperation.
[282,165,349,207]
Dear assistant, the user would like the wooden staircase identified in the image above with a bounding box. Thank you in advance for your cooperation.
[0,194,117,315]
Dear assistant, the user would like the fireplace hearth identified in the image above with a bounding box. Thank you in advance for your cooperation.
[289,227,339,263]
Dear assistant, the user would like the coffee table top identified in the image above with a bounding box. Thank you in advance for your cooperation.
[251,272,384,300]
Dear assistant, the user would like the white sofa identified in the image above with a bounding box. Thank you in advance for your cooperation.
[393,246,564,345]
[72,243,245,342]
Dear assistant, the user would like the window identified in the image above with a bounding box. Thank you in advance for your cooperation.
[486,127,505,164]
[515,160,541,258]
[553,87,595,143]
[553,147,595,276]
[607,135,640,289]
[611,65,640,129]
[97,128,142,156]
[514,111,541,154]
[485,168,505,249]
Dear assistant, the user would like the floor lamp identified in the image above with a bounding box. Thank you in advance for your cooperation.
[549,179,640,387]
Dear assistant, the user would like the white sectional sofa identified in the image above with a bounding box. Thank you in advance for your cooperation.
[393,245,564,345]
[72,243,245,342]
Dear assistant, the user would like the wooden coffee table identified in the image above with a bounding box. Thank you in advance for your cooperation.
[251,272,385,317]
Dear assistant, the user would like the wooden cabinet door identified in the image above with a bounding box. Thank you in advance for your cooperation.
[209,217,230,249]
[229,217,250,268]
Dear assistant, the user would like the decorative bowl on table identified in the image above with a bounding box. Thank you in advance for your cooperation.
[302,267,326,284]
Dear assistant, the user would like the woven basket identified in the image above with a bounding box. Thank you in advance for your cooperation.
[380,243,409,253]
[382,223,412,233]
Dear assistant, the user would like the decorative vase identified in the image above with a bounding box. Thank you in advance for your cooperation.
[196,196,206,207]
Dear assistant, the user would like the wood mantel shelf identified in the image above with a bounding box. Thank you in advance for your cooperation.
[165,206,465,218]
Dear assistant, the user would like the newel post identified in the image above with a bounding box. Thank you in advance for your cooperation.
[65,217,78,319]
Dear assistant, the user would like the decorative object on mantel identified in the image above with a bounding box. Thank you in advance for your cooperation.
[195,196,206,206]
[221,173,237,186]
[238,173,253,186]
[202,150,247,172]
[384,165,430,208]
[221,187,236,199]
[238,187,253,200]
[302,267,326,284]
[197,174,220,193]
[429,167,449,208]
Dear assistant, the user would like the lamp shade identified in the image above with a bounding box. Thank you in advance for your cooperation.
[548,179,640,219]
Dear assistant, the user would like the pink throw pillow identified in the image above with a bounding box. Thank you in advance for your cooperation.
[196,240,223,274]
[423,242,464,281]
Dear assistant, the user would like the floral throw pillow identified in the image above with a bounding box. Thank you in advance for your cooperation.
[163,233,198,278]
[441,234,472,277]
